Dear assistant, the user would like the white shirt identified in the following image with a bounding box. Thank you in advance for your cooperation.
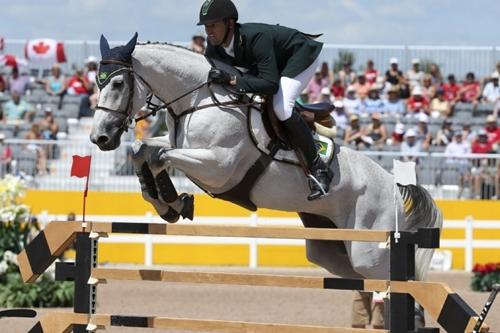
[444,140,471,164]
[343,97,363,115]
[223,35,235,58]
[482,82,500,103]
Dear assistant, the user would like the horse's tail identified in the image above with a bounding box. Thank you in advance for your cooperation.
[398,184,443,281]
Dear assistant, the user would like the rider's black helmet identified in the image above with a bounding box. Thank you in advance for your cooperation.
[197,0,238,25]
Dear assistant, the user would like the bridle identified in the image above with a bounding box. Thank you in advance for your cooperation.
[95,58,259,142]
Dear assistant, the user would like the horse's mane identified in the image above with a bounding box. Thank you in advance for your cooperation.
[136,41,200,55]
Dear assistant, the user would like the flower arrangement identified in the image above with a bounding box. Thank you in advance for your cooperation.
[0,175,73,307]
[471,262,500,292]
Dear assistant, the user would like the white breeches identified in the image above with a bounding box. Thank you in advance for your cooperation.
[272,56,320,121]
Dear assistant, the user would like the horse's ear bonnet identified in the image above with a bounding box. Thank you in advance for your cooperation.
[97,33,138,90]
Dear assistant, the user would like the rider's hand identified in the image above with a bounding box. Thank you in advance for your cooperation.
[209,68,234,85]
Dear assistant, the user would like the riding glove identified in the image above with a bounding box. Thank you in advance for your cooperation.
[208,68,234,85]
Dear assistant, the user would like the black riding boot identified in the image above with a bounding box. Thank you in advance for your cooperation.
[282,112,333,201]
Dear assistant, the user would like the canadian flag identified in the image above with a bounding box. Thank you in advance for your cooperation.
[24,38,66,63]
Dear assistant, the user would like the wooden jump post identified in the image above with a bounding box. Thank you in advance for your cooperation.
[15,221,487,333]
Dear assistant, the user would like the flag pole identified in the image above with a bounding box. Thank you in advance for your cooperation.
[82,174,89,231]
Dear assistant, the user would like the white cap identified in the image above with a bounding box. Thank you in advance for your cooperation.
[44,106,53,113]
[412,86,423,96]
[478,128,488,136]
[389,57,398,64]
[333,100,344,108]
[85,56,98,64]
[412,58,420,64]
[486,115,497,123]
[0,133,5,140]
[405,128,416,137]
[347,85,356,92]
[395,123,405,134]
[315,67,322,74]
[491,72,500,79]
[418,113,429,123]
[321,87,331,95]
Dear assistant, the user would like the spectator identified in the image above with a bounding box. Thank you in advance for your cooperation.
[401,129,421,163]
[422,74,436,101]
[331,100,348,131]
[398,76,411,99]
[24,123,49,175]
[343,85,363,115]
[67,68,91,96]
[482,72,500,104]
[6,66,30,95]
[38,107,59,140]
[470,129,497,199]
[351,291,384,330]
[330,78,345,99]
[344,114,368,149]
[415,113,433,151]
[406,86,429,115]
[384,85,406,115]
[85,56,99,87]
[0,133,12,176]
[472,129,494,154]
[363,85,385,115]
[493,61,500,78]
[444,130,471,198]
[44,64,66,97]
[484,115,500,145]
[338,60,356,88]
[462,123,475,144]
[190,31,206,54]
[406,58,424,89]
[435,118,455,146]
[362,113,387,149]
[306,68,329,103]
[429,63,443,86]
[320,61,333,86]
[319,87,333,103]
[353,72,371,100]
[442,74,461,103]
[0,73,6,94]
[385,57,403,87]
[430,88,451,118]
[2,91,33,122]
[390,123,406,146]
[364,59,378,85]
[458,72,481,106]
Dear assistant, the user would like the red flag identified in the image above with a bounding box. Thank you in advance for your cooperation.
[71,155,91,178]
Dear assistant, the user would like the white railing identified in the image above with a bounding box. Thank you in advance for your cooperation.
[37,212,500,271]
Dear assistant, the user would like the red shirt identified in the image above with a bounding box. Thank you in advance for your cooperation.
[1,145,12,161]
[364,69,378,84]
[461,82,480,102]
[67,75,90,95]
[407,97,429,114]
[442,83,460,101]
[485,126,500,144]
[472,141,493,154]
[330,84,345,98]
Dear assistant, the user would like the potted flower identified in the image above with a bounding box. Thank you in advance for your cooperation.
[471,262,500,292]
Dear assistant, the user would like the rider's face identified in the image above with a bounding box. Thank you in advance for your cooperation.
[205,20,227,46]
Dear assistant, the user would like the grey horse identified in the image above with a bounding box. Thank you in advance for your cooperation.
[90,34,442,287]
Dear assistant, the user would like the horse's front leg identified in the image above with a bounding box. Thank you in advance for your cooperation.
[132,138,193,223]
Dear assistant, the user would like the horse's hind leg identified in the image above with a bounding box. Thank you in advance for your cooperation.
[132,138,193,222]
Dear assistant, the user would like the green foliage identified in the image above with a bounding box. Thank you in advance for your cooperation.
[0,175,74,307]
[471,262,500,292]
[333,50,356,73]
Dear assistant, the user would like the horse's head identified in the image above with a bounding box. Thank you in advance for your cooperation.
[90,33,138,151]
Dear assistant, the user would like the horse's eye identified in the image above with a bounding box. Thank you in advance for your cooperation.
[112,81,124,89]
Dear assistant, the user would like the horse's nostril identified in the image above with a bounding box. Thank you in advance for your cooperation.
[97,135,109,145]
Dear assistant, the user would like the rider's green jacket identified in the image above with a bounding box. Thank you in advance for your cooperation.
[205,23,323,95]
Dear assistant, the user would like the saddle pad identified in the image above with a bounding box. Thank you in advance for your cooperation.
[249,108,334,165]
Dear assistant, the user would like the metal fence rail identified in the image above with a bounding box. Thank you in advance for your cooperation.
[1,139,499,199]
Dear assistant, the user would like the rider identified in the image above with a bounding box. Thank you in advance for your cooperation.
[198,0,333,201]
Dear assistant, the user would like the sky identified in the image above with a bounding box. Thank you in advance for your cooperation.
[2,0,500,46]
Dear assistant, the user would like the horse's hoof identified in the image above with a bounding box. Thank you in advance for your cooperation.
[179,193,194,220]
[161,207,180,223]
